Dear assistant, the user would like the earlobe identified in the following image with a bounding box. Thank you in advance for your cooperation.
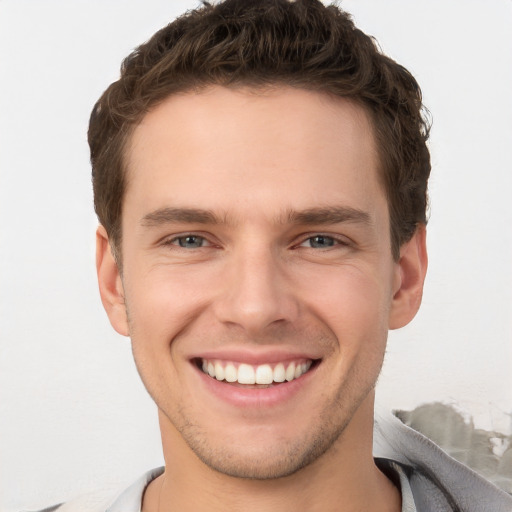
[389,225,428,330]
[96,225,129,337]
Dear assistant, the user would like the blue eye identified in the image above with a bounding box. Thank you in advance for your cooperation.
[175,235,206,248]
[304,235,336,248]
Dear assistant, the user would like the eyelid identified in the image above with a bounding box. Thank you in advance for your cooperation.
[295,232,352,248]
[159,231,218,248]
[157,230,352,249]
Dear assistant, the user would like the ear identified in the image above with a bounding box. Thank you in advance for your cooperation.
[389,224,428,330]
[96,225,129,336]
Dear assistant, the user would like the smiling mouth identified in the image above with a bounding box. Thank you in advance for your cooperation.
[195,358,317,387]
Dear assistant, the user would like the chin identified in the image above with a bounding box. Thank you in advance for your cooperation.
[178,414,352,480]
[191,444,326,480]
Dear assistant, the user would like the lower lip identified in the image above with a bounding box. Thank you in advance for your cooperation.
[194,363,319,408]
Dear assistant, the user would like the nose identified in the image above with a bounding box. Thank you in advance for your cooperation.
[213,244,300,335]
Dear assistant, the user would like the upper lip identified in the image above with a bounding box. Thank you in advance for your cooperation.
[191,348,321,365]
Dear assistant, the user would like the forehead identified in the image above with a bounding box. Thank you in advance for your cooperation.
[124,86,385,224]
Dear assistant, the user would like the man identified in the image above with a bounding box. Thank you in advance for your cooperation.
[44,0,512,510]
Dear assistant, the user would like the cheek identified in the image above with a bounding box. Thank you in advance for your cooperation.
[123,269,200,405]
[299,263,392,346]
[124,265,214,337]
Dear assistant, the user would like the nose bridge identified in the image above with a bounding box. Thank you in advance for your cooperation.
[215,238,297,333]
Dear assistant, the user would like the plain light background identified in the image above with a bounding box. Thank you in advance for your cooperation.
[1,1,511,510]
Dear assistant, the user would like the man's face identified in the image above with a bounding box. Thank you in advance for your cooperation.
[107,86,405,478]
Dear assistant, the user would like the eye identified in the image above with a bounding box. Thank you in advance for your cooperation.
[301,235,338,249]
[170,235,209,248]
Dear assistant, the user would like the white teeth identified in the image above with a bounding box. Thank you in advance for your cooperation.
[237,364,256,384]
[214,362,225,381]
[273,363,286,383]
[285,362,296,382]
[255,364,273,385]
[201,359,313,384]
[225,363,237,383]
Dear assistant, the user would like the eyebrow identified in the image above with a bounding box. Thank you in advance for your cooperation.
[286,206,372,226]
[141,207,223,227]
[140,205,372,227]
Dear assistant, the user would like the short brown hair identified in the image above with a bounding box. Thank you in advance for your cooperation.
[89,0,431,261]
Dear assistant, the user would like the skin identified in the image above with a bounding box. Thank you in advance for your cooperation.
[97,86,427,511]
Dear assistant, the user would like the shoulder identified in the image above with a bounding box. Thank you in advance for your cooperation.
[26,507,63,512]
[26,489,117,512]
[27,467,164,512]
[374,409,512,512]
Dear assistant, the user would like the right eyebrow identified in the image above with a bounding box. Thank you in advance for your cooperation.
[140,207,223,227]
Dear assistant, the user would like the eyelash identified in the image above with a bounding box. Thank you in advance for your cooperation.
[297,234,349,249]
[162,234,212,249]
[161,232,350,250]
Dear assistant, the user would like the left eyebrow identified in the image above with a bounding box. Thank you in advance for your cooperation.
[284,206,373,226]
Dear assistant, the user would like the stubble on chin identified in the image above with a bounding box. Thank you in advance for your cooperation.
[166,375,378,481]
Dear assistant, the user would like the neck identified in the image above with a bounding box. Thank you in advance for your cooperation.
[143,396,400,512]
